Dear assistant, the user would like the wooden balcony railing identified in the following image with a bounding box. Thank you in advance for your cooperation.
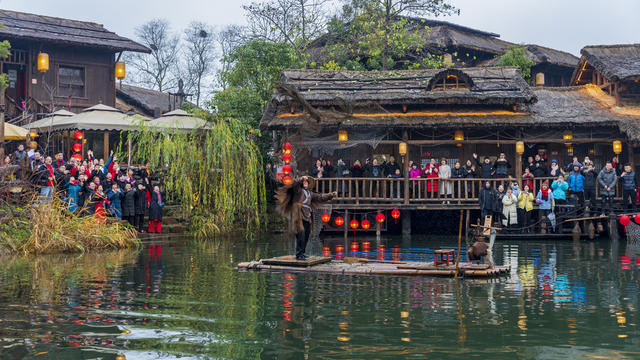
[314,177,623,206]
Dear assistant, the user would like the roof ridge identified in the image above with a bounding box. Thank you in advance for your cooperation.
[0,9,105,29]
[582,44,640,49]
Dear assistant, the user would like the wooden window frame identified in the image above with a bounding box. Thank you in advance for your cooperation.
[56,63,88,99]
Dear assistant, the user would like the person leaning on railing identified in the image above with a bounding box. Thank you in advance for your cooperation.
[597,162,617,217]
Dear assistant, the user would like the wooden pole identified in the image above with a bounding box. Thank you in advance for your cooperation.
[455,209,464,278]
[103,131,109,160]
[403,129,410,205]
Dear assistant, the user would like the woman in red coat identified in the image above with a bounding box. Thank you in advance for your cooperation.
[423,158,439,198]
[94,185,109,224]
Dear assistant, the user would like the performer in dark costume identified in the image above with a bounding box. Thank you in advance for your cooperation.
[275,176,337,260]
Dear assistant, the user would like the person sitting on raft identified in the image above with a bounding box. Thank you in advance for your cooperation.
[276,176,337,260]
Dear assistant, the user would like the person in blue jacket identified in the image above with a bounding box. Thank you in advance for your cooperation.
[106,182,124,219]
[65,176,83,214]
[620,164,638,212]
[551,175,569,212]
[567,164,585,206]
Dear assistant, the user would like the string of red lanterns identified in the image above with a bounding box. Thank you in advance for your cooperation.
[72,131,83,161]
[280,141,293,186]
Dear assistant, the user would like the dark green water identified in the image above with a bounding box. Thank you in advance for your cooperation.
[1,234,639,359]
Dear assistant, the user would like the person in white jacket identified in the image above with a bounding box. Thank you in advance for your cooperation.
[502,187,518,229]
[439,158,452,202]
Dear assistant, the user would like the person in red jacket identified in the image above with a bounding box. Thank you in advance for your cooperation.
[423,158,439,198]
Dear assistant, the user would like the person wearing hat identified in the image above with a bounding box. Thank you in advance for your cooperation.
[549,159,564,178]
[567,163,585,206]
[536,182,554,233]
[276,176,337,260]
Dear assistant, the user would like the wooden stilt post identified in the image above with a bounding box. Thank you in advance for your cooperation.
[403,129,410,205]
[455,209,464,278]
[464,209,471,244]
[344,209,349,240]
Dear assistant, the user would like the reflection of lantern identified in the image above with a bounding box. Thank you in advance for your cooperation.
[322,247,331,256]
[362,241,370,249]
[282,175,293,186]
[282,164,292,175]
[321,212,331,224]
[335,216,344,227]
[336,244,345,252]
[376,213,385,223]
[361,219,370,230]
[73,131,84,140]
[115,61,126,80]
[398,142,407,156]
[282,153,292,163]
[613,140,622,154]
[391,209,400,223]
[454,130,464,141]
[72,153,83,162]
[562,130,573,145]
[350,219,359,229]
[72,142,82,153]
[634,214,640,224]
[338,130,348,142]
[620,215,631,226]
[37,53,49,72]
[350,242,359,251]
[516,141,525,154]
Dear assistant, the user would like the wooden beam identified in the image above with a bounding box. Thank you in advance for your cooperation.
[294,138,616,146]
[403,129,409,205]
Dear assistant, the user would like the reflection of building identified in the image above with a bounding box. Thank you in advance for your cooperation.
[0,9,149,122]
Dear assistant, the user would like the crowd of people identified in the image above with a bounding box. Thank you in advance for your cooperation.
[308,152,638,231]
[3,145,165,234]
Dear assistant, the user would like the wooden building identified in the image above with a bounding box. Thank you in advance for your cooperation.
[571,44,640,106]
[261,67,640,235]
[116,84,194,118]
[306,18,579,87]
[0,10,149,123]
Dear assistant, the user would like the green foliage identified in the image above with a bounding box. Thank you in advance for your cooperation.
[209,40,304,161]
[495,45,536,79]
[322,1,453,70]
[0,40,10,88]
[120,114,266,234]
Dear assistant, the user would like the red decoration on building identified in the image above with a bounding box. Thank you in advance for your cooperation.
[391,209,401,223]
[361,219,370,230]
[282,153,292,163]
[634,214,640,224]
[350,219,359,229]
[335,216,344,227]
[73,131,84,140]
[282,142,292,152]
[282,176,293,186]
[72,153,83,162]
[72,143,82,153]
[620,215,631,226]
[282,164,292,175]
[376,213,385,223]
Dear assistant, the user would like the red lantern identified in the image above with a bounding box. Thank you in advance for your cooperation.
[282,153,292,163]
[73,131,84,140]
[391,209,401,224]
[282,175,293,186]
[376,213,385,223]
[282,164,292,175]
[620,215,631,226]
[335,216,344,227]
[72,153,83,162]
[634,214,640,224]
[361,219,370,230]
[282,142,292,152]
[72,142,82,153]
[350,220,359,229]
[321,212,331,229]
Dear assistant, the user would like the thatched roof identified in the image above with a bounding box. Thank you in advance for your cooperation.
[307,18,577,69]
[116,84,192,117]
[0,10,149,53]
[578,44,640,82]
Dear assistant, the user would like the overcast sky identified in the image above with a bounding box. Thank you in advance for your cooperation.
[2,0,638,55]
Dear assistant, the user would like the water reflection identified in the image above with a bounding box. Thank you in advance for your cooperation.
[0,236,639,359]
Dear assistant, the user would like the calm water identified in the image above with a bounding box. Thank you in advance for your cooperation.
[1,234,639,359]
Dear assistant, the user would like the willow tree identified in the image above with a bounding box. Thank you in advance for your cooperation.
[121,113,266,235]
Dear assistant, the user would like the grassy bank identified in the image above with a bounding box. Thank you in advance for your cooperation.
[0,196,139,254]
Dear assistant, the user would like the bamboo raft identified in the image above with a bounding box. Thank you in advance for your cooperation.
[237,256,510,278]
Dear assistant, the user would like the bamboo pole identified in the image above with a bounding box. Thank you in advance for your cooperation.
[455,209,463,278]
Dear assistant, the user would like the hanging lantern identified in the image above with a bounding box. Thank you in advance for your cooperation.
[30,141,38,150]
[398,142,407,156]
[391,209,401,224]
[338,130,348,142]
[454,130,464,141]
[73,131,84,140]
[361,219,371,230]
[562,130,573,145]
[321,212,331,224]
[335,216,344,227]
[282,164,292,175]
[515,141,525,154]
[72,142,82,153]
[29,130,38,138]
[37,52,49,72]
[350,219,359,229]
[376,213,385,223]
[72,153,83,162]
[115,61,126,80]
[282,142,292,153]
[282,153,292,164]
[634,214,640,224]
[620,215,631,226]
[282,175,293,186]
[567,146,574,155]
[613,140,622,154]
